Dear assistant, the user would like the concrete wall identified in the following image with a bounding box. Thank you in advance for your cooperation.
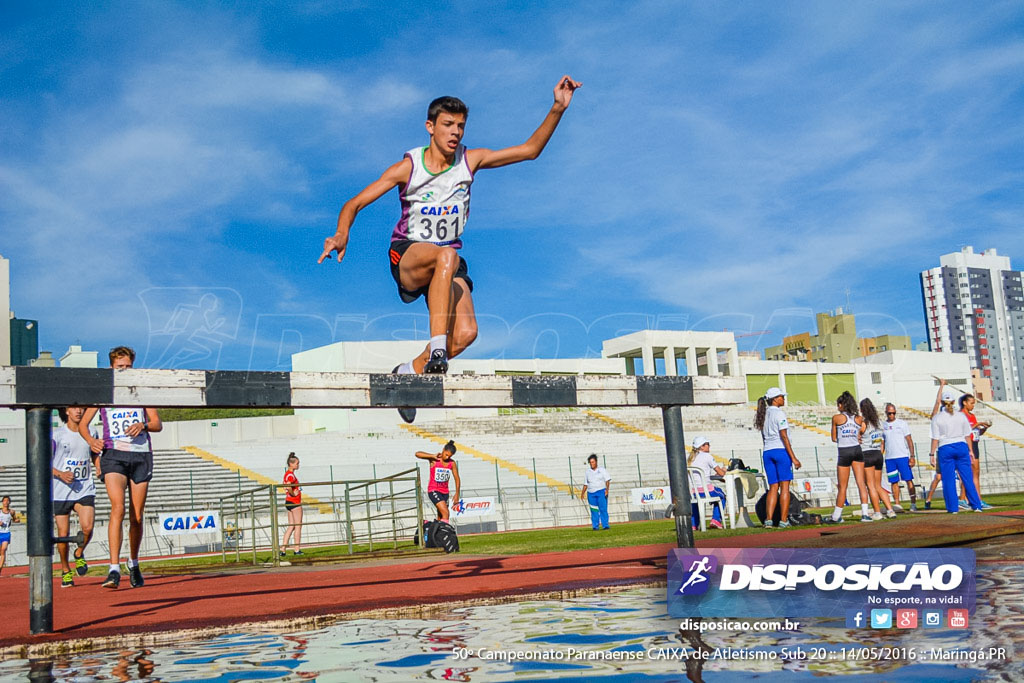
[150,414,315,449]
[852,350,972,407]
[292,340,628,432]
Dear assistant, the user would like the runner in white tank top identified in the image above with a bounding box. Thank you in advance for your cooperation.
[79,346,163,590]
[53,406,100,587]
[827,391,871,524]
[0,495,18,577]
[318,76,583,424]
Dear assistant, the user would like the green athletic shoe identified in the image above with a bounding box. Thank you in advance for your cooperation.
[61,570,74,588]
[74,552,88,577]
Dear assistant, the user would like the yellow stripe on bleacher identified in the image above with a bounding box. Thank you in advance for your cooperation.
[786,417,832,438]
[582,409,730,467]
[182,446,333,514]
[397,423,574,496]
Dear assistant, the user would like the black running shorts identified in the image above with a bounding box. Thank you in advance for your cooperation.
[100,449,154,484]
[428,490,450,505]
[862,449,884,470]
[53,496,95,517]
[837,445,864,468]
[388,239,474,304]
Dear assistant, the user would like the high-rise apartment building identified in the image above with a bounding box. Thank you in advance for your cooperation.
[920,246,1024,401]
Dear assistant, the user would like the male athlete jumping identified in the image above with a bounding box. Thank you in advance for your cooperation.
[319,76,582,422]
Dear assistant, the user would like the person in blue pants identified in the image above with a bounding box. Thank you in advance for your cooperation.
[929,381,982,513]
[580,454,611,530]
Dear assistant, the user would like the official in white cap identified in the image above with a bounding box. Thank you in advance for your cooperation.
[928,379,982,513]
[754,388,801,528]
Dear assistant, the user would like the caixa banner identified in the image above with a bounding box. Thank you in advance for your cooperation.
[158,511,221,536]
[668,548,975,618]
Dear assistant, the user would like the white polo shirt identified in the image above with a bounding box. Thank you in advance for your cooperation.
[883,419,912,460]
[584,466,611,492]
[930,410,970,448]
[762,406,789,451]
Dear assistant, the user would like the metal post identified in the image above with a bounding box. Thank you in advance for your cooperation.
[344,485,353,555]
[220,499,227,563]
[603,454,607,470]
[1004,441,1009,470]
[365,492,373,552]
[269,485,280,566]
[189,470,195,509]
[532,458,538,501]
[373,463,380,512]
[415,477,424,548]
[636,453,642,489]
[330,465,336,513]
[249,490,257,566]
[494,461,502,505]
[661,405,694,548]
[237,469,241,492]
[389,479,398,549]
[27,407,54,634]
[233,495,240,563]
[568,456,575,498]
[814,447,821,477]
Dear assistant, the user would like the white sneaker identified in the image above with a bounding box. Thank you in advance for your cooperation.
[871,512,884,521]
[892,504,904,513]
[884,509,897,519]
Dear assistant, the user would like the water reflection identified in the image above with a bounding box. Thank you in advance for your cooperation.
[0,564,1019,682]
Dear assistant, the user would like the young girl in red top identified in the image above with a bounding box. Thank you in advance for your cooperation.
[281,453,303,556]
[415,441,461,521]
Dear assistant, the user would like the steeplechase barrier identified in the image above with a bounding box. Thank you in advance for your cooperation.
[2,367,720,634]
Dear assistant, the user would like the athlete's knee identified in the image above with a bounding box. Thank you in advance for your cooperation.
[434,247,459,274]
[109,501,125,520]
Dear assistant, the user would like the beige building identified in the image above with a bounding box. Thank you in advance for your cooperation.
[764,309,911,363]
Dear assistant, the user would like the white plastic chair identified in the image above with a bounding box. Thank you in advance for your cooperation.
[689,469,726,531]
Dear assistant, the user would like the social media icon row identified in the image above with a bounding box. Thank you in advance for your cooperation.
[846,609,968,629]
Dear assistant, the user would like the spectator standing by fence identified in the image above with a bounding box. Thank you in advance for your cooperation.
[960,394,992,510]
[580,454,611,530]
[755,387,801,529]
[883,404,918,512]
[281,453,303,557]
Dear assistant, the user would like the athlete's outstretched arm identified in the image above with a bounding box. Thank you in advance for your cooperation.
[468,75,582,171]
[318,158,412,264]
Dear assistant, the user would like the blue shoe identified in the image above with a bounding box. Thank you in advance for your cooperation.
[924,501,932,510]
[980,502,993,510]
[958,501,969,510]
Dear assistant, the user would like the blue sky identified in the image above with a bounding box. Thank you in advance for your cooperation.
[2,1,1022,370]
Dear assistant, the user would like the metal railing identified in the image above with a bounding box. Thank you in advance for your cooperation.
[217,468,423,565]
